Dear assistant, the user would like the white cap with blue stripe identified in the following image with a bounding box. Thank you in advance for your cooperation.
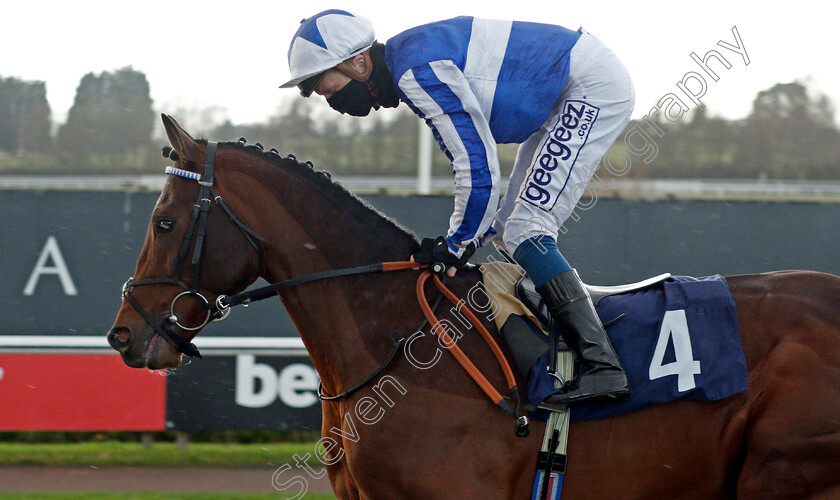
[280,9,375,88]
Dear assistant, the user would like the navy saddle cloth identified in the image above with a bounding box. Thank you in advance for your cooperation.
[514,275,748,423]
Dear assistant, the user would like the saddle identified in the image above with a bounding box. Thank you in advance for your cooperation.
[517,272,673,330]
[481,262,670,380]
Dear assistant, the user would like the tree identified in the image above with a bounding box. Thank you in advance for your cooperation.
[57,66,155,168]
[671,107,736,177]
[0,76,51,154]
[735,82,840,179]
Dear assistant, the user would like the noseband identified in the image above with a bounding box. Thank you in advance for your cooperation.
[121,142,265,358]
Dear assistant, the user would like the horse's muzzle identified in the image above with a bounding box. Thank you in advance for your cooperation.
[107,327,130,349]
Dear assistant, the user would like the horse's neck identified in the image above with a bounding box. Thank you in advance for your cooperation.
[258,170,416,273]
[267,259,421,396]
[252,166,419,393]
[282,271,421,394]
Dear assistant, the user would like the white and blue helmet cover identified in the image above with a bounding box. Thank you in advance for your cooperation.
[280,9,375,88]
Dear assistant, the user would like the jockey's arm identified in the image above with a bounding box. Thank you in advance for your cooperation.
[396,60,501,261]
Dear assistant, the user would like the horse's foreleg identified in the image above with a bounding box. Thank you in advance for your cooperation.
[321,404,364,500]
[328,464,362,500]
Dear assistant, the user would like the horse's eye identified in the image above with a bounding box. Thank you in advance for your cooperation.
[154,217,175,233]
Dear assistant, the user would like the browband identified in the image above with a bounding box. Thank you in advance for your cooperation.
[165,166,201,181]
[165,141,217,186]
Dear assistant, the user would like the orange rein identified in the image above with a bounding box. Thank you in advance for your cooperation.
[220,258,523,421]
[383,261,521,418]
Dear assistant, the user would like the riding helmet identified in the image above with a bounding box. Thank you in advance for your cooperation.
[280,9,375,95]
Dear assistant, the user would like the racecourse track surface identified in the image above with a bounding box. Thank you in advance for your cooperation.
[0,465,333,494]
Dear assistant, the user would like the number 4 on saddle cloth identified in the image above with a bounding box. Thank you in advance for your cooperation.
[481,263,748,423]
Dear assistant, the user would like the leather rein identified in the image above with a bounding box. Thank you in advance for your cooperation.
[123,142,527,434]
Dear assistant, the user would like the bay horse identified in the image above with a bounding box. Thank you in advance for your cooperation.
[108,114,840,499]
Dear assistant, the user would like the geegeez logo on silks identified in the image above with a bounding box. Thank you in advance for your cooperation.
[521,100,600,211]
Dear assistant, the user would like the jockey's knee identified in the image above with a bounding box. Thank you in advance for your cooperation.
[503,224,554,260]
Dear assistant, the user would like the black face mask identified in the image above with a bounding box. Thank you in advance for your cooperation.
[327,79,376,117]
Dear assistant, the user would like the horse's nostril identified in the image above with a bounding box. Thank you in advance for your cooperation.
[108,327,131,349]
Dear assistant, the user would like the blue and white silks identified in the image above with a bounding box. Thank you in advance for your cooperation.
[385,17,581,254]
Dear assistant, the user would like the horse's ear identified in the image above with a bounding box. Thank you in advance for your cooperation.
[161,114,201,169]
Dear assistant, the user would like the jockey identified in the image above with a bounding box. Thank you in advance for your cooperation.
[281,10,634,404]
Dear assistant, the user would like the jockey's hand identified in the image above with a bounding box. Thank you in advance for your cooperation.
[410,236,476,277]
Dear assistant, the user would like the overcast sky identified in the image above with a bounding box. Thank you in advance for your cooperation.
[4,1,837,127]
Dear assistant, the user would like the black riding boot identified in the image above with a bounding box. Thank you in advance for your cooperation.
[537,269,629,404]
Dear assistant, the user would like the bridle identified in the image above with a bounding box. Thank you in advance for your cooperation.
[120,141,415,358]
[121,142,266,358]
[119,141,529,435]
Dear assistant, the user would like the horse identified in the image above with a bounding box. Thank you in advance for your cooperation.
[108,114,840,499]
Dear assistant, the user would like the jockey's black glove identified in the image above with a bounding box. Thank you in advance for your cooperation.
[412,236,476,272]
